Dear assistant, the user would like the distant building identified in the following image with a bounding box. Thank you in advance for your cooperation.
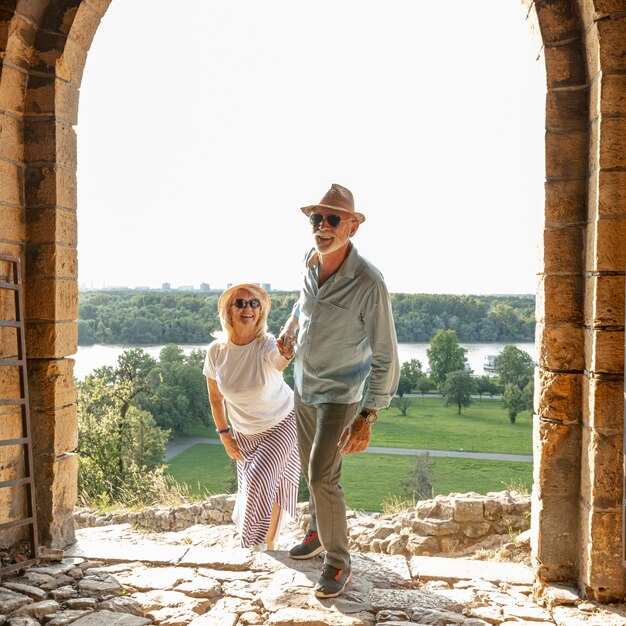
[261,283,271,291]
[200,283,210,292]
[226,283,233,289]
[162,282,171,291]
[177,285,194,291]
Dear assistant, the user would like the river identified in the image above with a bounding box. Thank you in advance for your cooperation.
[72,341,536,381]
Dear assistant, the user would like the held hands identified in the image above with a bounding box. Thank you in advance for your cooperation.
[220,432,243,461]
[276,325,296,360]
[338,415,371,455]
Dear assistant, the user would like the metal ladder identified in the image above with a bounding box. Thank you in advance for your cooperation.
[0,253,39,575]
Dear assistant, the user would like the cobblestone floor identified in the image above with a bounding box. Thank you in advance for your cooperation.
[1,522,625,625]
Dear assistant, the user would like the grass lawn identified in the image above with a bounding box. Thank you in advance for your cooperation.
[166,443,235,497]
[371,397,532,455]
[166,443,533,513]
[182,397,532,454]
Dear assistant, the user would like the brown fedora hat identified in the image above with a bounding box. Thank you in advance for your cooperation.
[300,183,366,224]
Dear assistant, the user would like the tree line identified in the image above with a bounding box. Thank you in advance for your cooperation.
[78,291,535,345]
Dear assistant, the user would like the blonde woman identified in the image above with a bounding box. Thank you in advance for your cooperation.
[203,284,299,550]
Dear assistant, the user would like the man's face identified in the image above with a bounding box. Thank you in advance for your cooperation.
[309,208,359,256]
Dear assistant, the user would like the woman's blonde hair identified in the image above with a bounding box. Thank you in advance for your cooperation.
[213,283,271,344]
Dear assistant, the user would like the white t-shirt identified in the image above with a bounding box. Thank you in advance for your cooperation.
[203,334,294,435]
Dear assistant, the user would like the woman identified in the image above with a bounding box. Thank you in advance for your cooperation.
[204,283,299,551]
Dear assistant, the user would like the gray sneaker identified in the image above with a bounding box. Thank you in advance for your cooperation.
[314,564,352,598]
[288,529,324,559]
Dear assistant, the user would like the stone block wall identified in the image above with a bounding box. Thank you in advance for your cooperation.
[74,491,531,559]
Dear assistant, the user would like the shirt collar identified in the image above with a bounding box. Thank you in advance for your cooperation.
[307,243,358,280]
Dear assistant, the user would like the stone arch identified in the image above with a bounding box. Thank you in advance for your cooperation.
[0,0,624,601]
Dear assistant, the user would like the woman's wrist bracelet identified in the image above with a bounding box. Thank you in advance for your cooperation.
[216,426,231,435]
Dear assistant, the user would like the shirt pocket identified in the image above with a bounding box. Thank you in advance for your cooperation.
[309,300,354,367]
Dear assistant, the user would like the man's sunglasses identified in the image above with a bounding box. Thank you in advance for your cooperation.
[233,299,261,309]
[309,213,354,229]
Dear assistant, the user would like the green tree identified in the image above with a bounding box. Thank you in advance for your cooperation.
[494,345,534,389]
[143,345,211,435]
[415,376,433,398]
[502,380,533,424]
[392,396,412,416]
[442,370,475,414]
[427,330,468,388]
[77,373,169,506]
[400,452,435,501]
[475,375,499,400]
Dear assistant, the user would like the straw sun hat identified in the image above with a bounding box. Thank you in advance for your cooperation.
[218,283,271,313]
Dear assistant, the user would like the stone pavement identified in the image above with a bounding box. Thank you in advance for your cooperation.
[1,522,626,625]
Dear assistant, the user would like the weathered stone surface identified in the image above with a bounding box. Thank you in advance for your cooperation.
[544,178,585,225]
[267,607,374,625]
[113,565,196,591]
[540,582,580,609]
[179,546,254,570]
[4,617,41,626]
[535,370,582,423]
[467,604,504,623]
[584,328,625,374]
[64,598,97,610]
[583,376,624,431]
[2,582,47,601]
[77,573,122,598]
[146,607,201,625]
[186,611,238,626]
[541,223,584,274]
[0,588,33,612]
[99,596,144,615]
[46,610,93,626]
[411,606,468,623]
[452,498,484,523]
[535,324,584,372]
[12,599,60,617]
[536,273,583,325]
[47,585,77,601]
[503,603,552,621]
[409,556,532,585]
[595,171,626,218]
[584,273,625,329]
[132,589,209,614]
[67,611,151,625]
[552,603,626,625]
[370,588,462,614]
[586,216,626,273]
[174,577,222,599]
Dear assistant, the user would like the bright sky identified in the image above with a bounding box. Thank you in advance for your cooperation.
[76,0,546,295]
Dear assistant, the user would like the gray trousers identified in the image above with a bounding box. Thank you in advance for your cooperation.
[294,389,358,570]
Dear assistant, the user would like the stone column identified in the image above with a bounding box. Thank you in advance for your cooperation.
[530,0,588,588]
[578,0,626,600]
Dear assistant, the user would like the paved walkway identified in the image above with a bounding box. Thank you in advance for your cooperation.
[166,437,532,463]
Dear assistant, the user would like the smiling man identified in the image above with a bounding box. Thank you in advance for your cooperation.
[277,183,399,598]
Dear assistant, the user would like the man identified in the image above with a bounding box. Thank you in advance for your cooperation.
[279,183,399,598]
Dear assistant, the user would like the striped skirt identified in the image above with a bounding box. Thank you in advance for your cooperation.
[232,410,300,549]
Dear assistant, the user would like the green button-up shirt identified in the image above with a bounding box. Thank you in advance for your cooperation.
[292,243,399,408]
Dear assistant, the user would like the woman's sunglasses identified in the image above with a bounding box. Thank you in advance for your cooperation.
[309,213,354,229]
[233,298,261,309]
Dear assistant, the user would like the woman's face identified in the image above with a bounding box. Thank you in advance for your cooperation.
[229,288,261,332]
